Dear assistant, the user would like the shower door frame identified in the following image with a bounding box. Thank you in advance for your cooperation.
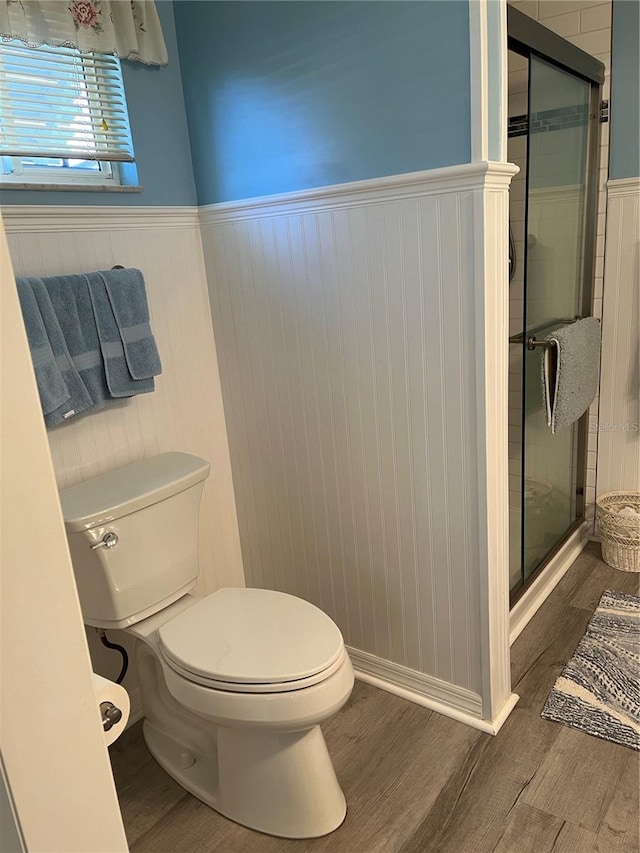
[507,6,605,606]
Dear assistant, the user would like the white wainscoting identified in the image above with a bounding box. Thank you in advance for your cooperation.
[596,178,640,496]
[200,163,518,729]
[3,206,245,719]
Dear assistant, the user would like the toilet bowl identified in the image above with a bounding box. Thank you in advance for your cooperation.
[59,453,354,839]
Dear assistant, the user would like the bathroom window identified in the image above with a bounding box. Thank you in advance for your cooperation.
[0,42,135,190]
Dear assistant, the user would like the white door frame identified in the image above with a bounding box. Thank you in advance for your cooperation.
[0,213,128,852]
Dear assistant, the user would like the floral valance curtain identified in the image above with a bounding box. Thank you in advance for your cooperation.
[0,0,168,65]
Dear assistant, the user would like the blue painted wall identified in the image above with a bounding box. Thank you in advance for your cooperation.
[174,1,471,204]
[610,0,640,180]
[0,0,196,206]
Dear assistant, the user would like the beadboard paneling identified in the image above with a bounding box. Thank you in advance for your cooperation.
[596,179,640,495]
[4,209,245,701]
[200,165,515,709]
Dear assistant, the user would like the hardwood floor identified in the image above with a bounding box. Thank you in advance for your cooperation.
[110,543,640,852]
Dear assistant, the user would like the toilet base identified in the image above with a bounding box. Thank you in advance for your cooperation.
[142,719,347,839]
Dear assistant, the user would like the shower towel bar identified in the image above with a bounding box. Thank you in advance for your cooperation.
[509,318,584,351]
[527,336,556,351]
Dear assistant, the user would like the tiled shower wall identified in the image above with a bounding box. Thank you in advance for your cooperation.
[507,1,612,548]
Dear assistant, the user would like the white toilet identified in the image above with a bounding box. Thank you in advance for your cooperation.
[60,452,354,839]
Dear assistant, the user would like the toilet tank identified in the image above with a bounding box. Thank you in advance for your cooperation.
[59,452,210,629]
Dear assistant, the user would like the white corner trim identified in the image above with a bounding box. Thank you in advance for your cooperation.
[472,164,516,726]
[347,646,518,735]
[469,0,489,162]
[606,176,640,197]
[498,0,508,164]
[509,522,591,645]
[199,161,518,223]
[0,205,200,233]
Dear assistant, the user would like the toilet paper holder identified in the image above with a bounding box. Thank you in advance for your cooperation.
[100,701,123,732]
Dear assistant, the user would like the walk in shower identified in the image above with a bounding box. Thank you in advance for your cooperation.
[507,7,605,602]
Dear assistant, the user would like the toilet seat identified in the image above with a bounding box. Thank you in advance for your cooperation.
[158,588,345,693]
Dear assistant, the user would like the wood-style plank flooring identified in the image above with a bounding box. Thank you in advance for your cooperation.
[110,543,640,852]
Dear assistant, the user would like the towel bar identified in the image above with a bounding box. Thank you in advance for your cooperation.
[509,317,585,351]
[527,336,556,351]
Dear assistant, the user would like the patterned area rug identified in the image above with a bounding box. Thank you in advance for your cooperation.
[541,589,640,751]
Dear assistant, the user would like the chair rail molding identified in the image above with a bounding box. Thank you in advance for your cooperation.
[0,205,200,232]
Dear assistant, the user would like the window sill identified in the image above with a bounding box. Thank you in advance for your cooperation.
[0,183,143,193]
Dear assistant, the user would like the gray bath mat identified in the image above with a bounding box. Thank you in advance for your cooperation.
[541,589,640,750]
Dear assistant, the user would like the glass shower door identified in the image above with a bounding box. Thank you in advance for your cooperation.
[521,56,591,583]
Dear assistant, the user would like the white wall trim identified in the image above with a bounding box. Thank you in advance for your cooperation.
[472,162,519,724]
[509,522,591,645]
[199,161,518,222]
[348,647,518,735]
[606,176,640,196]
[0,205,200,233]
[497,0,508,163]
[469,0,490,162]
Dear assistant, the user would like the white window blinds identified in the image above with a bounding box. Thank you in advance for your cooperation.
[0,43,134,162]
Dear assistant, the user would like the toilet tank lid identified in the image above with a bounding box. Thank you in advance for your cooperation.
[59,452,210,531]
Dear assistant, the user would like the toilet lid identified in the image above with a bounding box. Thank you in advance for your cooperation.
[158,588,344,687]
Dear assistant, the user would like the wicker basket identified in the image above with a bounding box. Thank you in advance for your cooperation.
[596,491,640,572]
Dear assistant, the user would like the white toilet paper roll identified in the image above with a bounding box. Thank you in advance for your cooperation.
[92,673,130,747]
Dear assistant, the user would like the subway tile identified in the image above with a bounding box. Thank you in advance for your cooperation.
[538,1,603,21]
[509,52,528,73]
[594,278,604,299]
[595,256,604,279]
[568,28,611,56]
[509,69,529,95]
[592,298,603,319]
[580,3,611,33]
[599,168,609,191]
[595,235,605,257]
[544,10,581,36]
[597,191,607,215]
[597,212,606,234]
[511,0,539,19]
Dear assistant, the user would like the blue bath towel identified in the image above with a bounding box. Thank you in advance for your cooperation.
[42,275,112,416]
[16,277,71,415]
[99,268,162,380]
[29,278,95,427]
[85,272,155,398]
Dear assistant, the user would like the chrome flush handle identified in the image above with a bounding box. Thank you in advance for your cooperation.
[91,532,119,550]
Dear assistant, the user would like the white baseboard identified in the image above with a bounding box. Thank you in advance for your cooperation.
[509,521,590,645]
[346,646,518,735]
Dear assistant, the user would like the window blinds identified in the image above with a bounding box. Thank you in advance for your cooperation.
[0,43,134,162]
